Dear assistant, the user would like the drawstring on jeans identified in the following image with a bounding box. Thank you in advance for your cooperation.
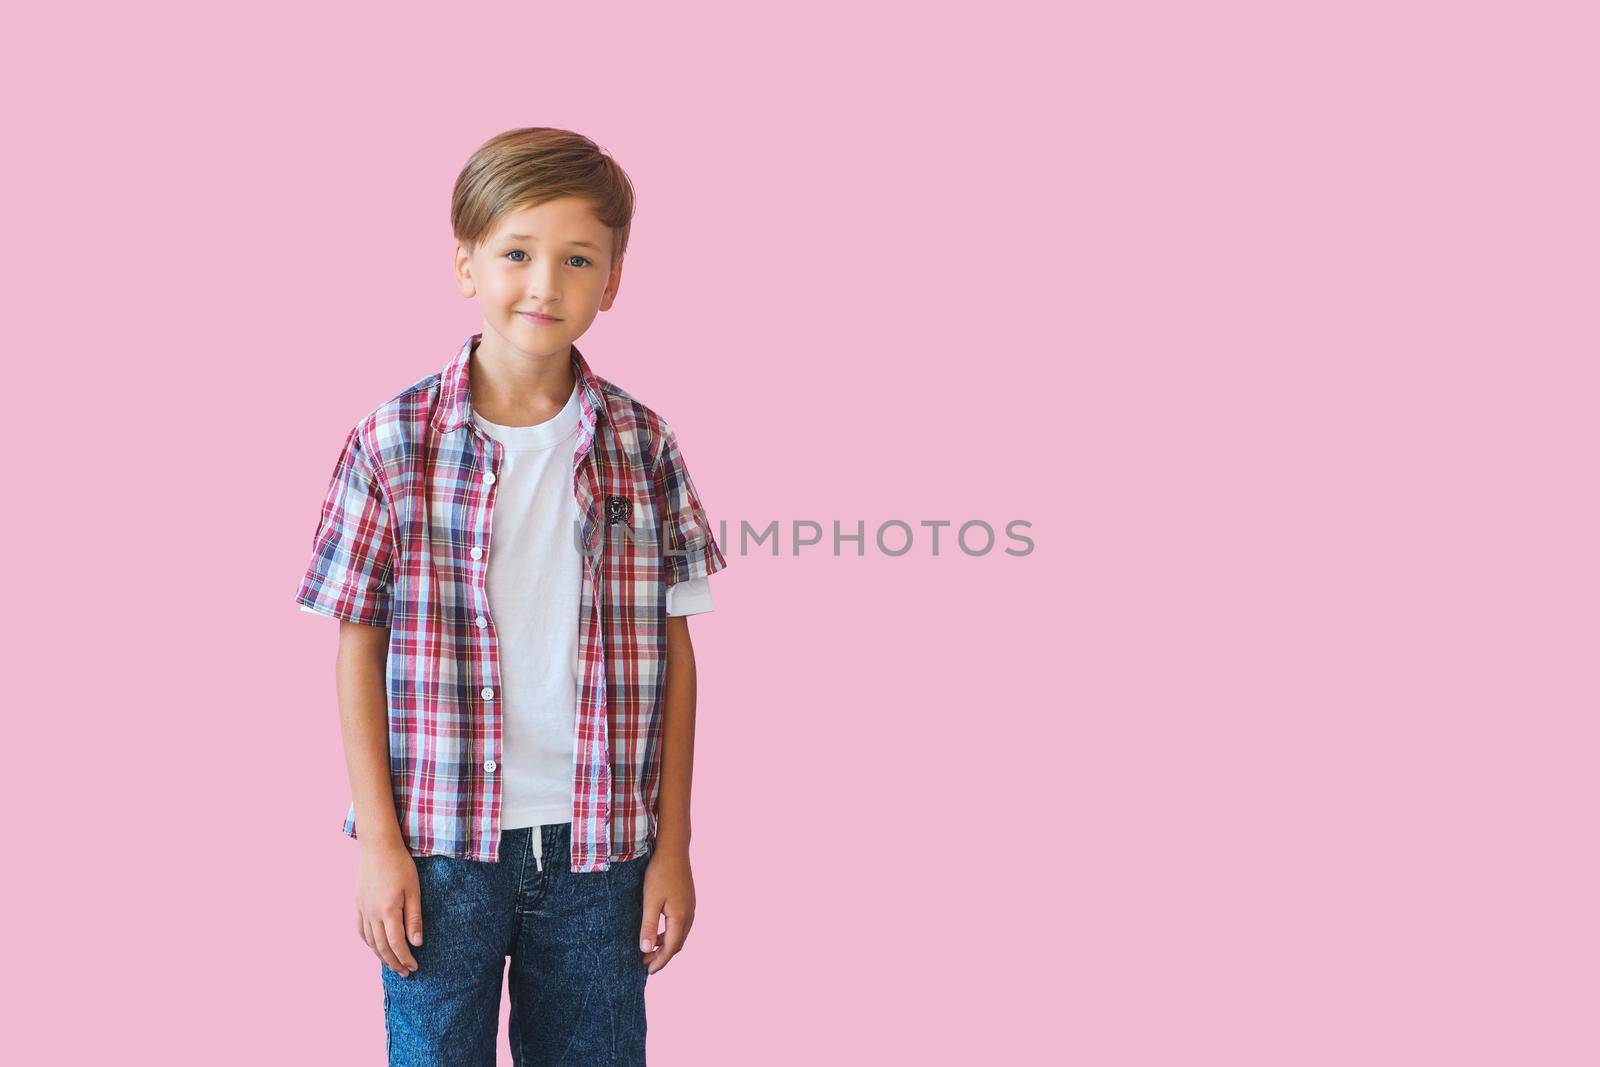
[532,827,544,871]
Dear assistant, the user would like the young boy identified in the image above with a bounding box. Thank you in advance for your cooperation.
[294,128,727,1066]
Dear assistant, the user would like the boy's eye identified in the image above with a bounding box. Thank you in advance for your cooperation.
[503,251,592,268]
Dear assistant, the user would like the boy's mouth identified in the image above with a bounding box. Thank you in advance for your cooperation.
[519,312,561,325]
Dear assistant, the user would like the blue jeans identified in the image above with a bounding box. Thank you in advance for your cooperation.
[381,822,651,1065]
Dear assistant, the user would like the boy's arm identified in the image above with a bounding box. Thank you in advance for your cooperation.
[338,620,423,979]
[641,613,698,974]
[336,620,403,849]
[655,614,698,857]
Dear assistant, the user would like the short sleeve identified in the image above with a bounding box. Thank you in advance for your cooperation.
[652,423,727,588]
[666,575,715,617]
[295,426,397,627]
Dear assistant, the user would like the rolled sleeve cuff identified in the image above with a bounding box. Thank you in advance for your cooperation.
[294,582,393,628]
[666,531,727,587]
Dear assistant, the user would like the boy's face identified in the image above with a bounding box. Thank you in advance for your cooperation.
[454,196,622,360]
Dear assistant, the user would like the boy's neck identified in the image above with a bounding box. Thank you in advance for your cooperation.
[468,337,577,427]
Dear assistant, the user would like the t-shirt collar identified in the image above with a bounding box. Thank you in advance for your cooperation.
[431,332,606,436]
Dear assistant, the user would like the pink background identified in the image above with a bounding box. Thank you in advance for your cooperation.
[10,2,1596,1064]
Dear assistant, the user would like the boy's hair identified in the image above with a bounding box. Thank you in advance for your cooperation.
[451,127,636,266]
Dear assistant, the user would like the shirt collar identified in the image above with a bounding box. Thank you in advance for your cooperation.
[431,332,606,436]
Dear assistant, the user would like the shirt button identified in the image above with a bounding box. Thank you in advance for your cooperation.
[481,687,495,700]
[476,615,488,628]
[484,760,498,773]
[483,471,496,484]
[470,546,484,560]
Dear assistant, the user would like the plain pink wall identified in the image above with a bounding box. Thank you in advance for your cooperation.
[9,2,1597,1064]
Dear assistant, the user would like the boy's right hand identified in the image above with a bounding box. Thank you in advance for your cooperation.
[356,841,423,977]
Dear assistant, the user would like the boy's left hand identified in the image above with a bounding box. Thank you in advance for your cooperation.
[639,847,695,975]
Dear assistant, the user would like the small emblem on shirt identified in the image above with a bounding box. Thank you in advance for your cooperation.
[605,495,633,526]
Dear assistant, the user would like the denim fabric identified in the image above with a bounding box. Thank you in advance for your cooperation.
[381,822,650,1065]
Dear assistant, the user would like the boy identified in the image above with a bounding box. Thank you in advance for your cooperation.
[294,128,727,1066]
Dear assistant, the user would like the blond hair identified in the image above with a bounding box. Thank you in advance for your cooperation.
[451,127,636,265]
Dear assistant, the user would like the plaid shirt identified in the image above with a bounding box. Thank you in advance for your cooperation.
[295,333,726,871]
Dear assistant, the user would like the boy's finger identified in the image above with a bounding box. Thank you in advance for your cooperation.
[368,918,405,974]
[638,896,664,953]
[383,909,418,972]
[648,912,688,974]
[406,886,425,947]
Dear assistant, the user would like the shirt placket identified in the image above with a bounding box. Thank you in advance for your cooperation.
[471,427,505,861]
[572,406,612,871]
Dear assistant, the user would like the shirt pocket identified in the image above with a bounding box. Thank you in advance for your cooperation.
[597,470,662,576]
[602,492,657,546]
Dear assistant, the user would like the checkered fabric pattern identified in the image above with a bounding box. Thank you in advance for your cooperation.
[296,334,727,870]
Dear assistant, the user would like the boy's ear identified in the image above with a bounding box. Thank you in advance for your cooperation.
[599,255,624,311]
[454,243,477,298]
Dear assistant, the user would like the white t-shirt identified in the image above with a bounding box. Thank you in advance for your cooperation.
[471,383,712,865]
